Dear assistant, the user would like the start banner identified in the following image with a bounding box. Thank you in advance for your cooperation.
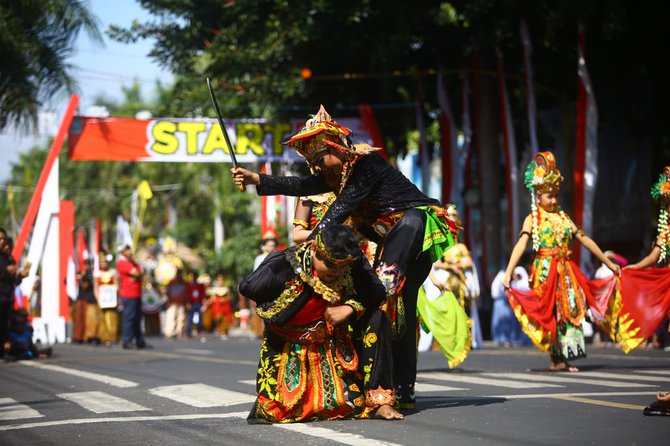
[68,116,373,163]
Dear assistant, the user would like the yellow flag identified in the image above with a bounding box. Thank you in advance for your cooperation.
[137,180,153,200]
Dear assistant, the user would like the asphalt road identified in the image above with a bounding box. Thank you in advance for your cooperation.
[1,335,668,445]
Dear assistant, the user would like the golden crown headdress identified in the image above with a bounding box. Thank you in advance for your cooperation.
[524,151,564,195]
[285,105,379,166]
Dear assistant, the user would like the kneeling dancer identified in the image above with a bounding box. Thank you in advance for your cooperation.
[240,224,402,422]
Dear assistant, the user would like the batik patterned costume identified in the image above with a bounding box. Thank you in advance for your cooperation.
[256,106,457,405]
[507,152,620,361]
[239,242,393,423]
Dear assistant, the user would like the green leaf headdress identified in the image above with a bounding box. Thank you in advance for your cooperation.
[652,166,670,262]
[525,151,564,250]
[650,166,670,202]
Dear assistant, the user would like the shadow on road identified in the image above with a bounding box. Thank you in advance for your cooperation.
[409,395,507,414]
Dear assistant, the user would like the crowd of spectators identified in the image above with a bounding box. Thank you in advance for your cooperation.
[66,242,250,348]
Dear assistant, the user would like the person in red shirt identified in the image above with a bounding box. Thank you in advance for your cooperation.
[186,271,206,338]
[116,244,149,349]
[165,268,188,339]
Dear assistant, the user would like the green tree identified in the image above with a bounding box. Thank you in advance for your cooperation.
[2,78,261,284]
[0,0,102,131]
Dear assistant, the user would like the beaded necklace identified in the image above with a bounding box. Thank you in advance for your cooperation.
[292,244,351,304]
[658,208,669,262]
[531,201,571,250]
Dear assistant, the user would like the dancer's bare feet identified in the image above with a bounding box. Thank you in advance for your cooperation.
[547,361,579,372]
[374,404,404,420]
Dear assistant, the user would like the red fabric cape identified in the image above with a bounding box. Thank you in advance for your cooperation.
[508,259,618,352]
[618,268,670,352]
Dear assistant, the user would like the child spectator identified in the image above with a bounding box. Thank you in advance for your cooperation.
[209,274,233,340]
[8,308,52,360]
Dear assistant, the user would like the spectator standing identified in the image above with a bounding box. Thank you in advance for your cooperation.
[1,229,17,358]
[491,266,531,346]
[117,244,148,349]
[80,260,100,344]
[209,274,232,340]
[243,232,278,338]
[71,260,90,344]
[0,233,29,357]
[186,270,206,337]
[164,268,188,339]
[94,255,119,347]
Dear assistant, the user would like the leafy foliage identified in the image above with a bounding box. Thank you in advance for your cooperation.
[104,1,670,159]
[2,80,262,284]
[0,0,102,131]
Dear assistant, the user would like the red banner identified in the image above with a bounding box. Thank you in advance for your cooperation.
[68,116,375,163]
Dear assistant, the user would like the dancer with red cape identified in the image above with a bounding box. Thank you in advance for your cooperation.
[502,151,620,372]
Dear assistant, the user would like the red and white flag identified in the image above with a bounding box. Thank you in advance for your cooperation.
[461,62,475,249]
[574,27,599,269]
[76,227,89,271]
[520,20,540,156]
[260,163,283,239]
[358,103,389,161]
[437,71,460,207]
[496,52,521,242]
[415,86,431,195]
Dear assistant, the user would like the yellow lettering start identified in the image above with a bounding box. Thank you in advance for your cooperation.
[148,120,291,157]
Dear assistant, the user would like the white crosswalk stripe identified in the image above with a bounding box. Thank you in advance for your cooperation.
[277,423,404,446]
[577,371,670,383]
[57,391,151,414]
[19,361,138,388]
[0,398,43,421]
[636,369,670,377]
[148,383,256,407]
[480,372,655,388]
[2,369,669,425]
[415,382,468,392]
[417,372,563,389]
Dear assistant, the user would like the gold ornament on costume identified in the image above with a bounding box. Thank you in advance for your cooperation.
[651,166,670,262]
[523,151,565,251]
[284,105,380,168]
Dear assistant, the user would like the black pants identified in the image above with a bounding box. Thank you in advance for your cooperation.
[374,208,433,390]
[121,297,145,346]
[0,299,13,358]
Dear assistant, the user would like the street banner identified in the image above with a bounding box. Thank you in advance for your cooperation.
[520,20,540,156]
[358,103,389,161]
[437,70,461,209]
[574,28,599,269]
[68,116,374,163]
[496,52,521,243]
[414,87,430,195]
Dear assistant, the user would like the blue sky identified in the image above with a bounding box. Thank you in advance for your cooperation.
[0,0,172,182]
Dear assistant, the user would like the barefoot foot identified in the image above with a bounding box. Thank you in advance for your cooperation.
[547,361,579,372]
[374,404,404,420]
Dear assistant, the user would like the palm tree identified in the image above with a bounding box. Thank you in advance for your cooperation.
[0,0,102,131]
